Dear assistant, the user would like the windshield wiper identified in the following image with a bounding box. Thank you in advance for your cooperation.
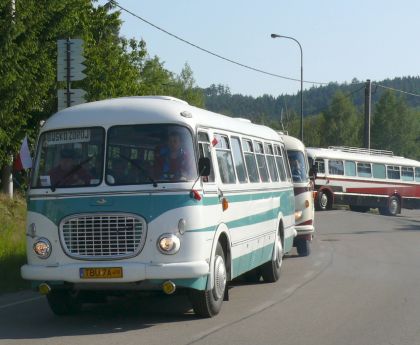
[51,156,93,192]
[119,154,158,187]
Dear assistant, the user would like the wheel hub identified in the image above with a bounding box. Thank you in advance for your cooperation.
[214,255,226,300]
[320,193,328,208]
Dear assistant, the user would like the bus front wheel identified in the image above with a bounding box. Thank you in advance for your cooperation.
[296,237,311,257]
[189,242,226,318]
[46,290,81,315]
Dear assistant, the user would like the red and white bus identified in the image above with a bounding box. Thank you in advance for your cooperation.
[306,146,420,216]
[280,134,315,256]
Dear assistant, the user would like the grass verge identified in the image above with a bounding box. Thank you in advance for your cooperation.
[0,194,30,294]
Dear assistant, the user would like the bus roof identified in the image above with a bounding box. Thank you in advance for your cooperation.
[42,96,282,142]
[278,133,306,152]
[307,147,420,168]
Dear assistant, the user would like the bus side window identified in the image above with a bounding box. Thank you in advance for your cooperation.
[329,160,344,175]
[387,165,400,180]
[214,134,236,184]
[345,160,356,176]
[242,139,260,183]
[357,162,372,178]
[281,146,292,181]
[415,167,420,182]
[274,144,287,182]
[265,143,279,182]
[198,131,215,183]
[401,166,414,181]
[315,158,325,174]
[230,136,248,183]
[372,163,386,179]
[254,141,270,182]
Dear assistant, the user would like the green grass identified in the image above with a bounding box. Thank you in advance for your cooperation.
[0,194,30,294]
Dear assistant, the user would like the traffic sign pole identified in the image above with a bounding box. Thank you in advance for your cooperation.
[66,38,71,108]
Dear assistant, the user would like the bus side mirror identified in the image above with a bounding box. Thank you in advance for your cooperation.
[198,157,211,177]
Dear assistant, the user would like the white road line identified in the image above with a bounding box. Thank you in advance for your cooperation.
[0,296,43,310]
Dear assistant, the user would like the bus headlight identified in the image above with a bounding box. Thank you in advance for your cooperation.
[33,238,52,259]
[157,234,180,255]
[294,210,303,221]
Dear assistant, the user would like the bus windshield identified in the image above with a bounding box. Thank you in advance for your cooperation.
[287,150,308,183]
[31,127,105,189]
[106,124,197,185]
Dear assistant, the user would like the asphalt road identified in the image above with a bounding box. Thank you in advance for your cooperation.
[1,209,420,345]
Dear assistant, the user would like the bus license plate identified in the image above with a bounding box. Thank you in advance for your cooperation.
[80,267,123,279]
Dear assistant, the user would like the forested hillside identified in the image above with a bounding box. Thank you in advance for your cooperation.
[203,76,420,120]
[203,77,420,160]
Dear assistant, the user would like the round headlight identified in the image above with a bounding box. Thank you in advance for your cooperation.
[294,210,303,221]
[33,238,51,259]
[157,234,180,255]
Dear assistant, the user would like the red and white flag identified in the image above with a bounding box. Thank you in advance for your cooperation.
[14,136,32,171]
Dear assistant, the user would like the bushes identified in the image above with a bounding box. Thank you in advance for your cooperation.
[0,194,29,293]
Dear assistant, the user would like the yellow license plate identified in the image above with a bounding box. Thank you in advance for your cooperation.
[79,267,123,279]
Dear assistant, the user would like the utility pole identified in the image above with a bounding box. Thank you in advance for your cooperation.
[364,79,371,149]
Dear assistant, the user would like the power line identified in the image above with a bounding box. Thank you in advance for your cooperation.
[373,83,420,98]
[302,84,366,116]
[108,0,329,85]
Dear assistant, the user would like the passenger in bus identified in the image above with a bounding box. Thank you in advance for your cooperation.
[108,158,130,184]
[49,149,91,186]
[155,131,194,181]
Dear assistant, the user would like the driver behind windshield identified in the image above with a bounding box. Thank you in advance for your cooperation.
[49,149,91,186]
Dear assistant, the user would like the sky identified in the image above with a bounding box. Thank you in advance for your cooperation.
[99,0,420,97]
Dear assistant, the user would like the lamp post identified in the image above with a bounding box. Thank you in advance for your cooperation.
[270,33,304,142]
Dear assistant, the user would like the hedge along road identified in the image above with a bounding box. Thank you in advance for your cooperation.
[0,209,419,345]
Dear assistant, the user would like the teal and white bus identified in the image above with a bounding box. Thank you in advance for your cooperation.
[22,96,296,317]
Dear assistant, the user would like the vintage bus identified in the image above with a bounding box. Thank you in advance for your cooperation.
[21,96,296,317]
[307,146,420,216]
[279,133,315,256]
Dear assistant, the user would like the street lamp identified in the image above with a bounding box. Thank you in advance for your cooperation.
[270,33,304,142]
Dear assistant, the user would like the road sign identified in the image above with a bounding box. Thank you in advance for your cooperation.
[57,39,86,82]
[57,89,87,111]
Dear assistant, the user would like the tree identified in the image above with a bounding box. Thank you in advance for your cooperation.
[321,91,362,147]
[303,114,325,147]
[163,63,204,107]
[372,90,420,159]
[0,0,205,194]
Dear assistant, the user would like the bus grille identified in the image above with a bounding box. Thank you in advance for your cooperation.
[60,214,147,260]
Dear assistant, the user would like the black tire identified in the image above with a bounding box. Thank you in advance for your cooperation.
[381,196,400,216]
[349,205,370,213]
[46,290,81,315]
[316,190,331,211]
[189,242,227,318]
[295,237,311,257]
[261,231,283,283]
[243,268,261,283]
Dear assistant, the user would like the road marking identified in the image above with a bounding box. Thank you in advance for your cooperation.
[284,284,300,295]
[0,296,43,310]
